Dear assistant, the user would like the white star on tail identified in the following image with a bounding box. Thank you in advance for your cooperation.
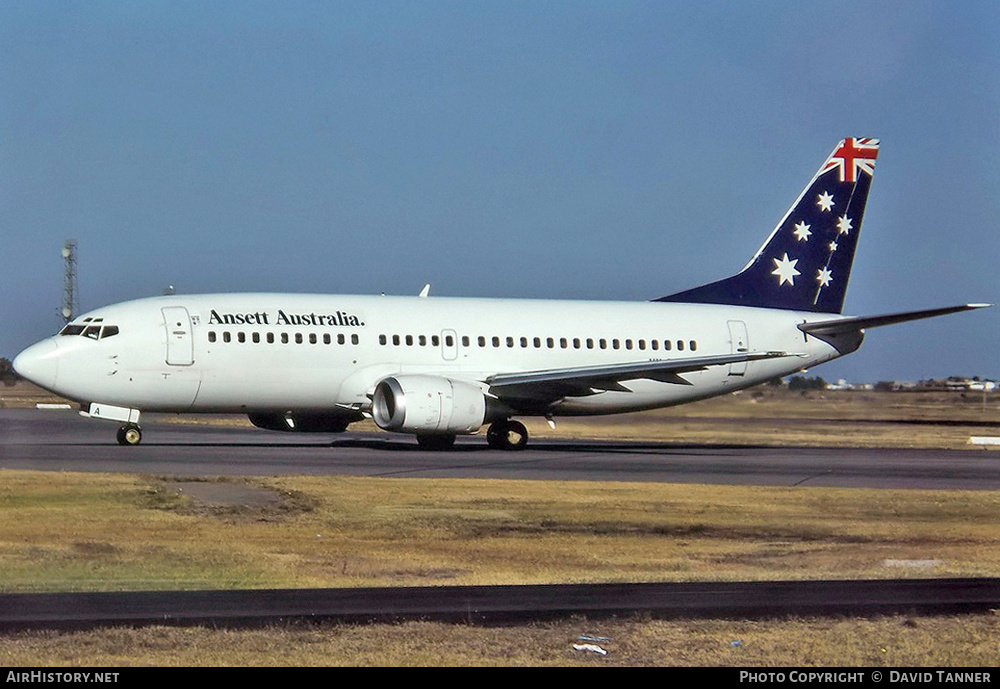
[837,214,853,235]
[771,253,801,286]
[816,267,833,287]
[817,191,835,212]
[793,221,812,241]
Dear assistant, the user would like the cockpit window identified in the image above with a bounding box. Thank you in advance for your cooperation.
[58,322,120,339]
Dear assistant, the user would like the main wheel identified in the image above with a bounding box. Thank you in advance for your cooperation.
[416,433,456,450]
[486,419,528,451]
[116,424,142,446]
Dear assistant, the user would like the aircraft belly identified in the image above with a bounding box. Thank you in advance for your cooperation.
[191,367,345,410]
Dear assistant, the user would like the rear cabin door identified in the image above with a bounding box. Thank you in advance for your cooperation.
[727,320,749,376]
[163,306,195,366]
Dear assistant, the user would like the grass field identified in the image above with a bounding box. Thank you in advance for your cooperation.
[1,382,998,665]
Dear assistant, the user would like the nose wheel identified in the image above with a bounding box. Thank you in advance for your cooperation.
[486,419,528,450]
[116,424,142,446]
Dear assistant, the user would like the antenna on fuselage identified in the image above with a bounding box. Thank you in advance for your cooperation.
[60,240,79,324]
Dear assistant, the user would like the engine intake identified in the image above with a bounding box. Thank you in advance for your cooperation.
[371,375,486,434]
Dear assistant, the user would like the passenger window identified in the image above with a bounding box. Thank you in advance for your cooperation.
[281,333,289,344]
[309,334,317,344]
[405,335,413,346]
[506,337,514,348]
[253,332,261,344]
[533,337,541,348]
[664,340,672,351]
[223,332,232,343]
[208,331,217,343]
[478,336,486,347]
[690,340,697,351]
[338,334,346,345]
[267,333,275,344]
[677,340,685,351]
[351,334,359,345]
[323,334,331,345]
[461,336,469,347]
[237,332,246,343]
[419,335,427,346]
[520,337,528,348]
[560,338,567,349]
[446,335,454,347]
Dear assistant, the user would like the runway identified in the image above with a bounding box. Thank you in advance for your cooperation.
[3,408,1000,490]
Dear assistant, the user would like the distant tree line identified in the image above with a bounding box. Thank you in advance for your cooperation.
[0,358,20,386]
[785,375,828,391]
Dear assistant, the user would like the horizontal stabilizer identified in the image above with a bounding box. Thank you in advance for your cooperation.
[798,304,991,336]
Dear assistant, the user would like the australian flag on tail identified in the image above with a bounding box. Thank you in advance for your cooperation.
[656,138,879,314]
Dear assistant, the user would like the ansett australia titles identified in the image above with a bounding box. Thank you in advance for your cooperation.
[208,309,364,328]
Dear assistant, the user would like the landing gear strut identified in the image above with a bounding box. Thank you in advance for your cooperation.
[487,419,528,451]
[116,424,142,446]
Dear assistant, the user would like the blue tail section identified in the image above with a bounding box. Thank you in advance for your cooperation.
[656,138,879,314]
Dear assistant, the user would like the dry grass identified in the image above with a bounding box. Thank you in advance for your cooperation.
[3,614,1000,666]
[3,471,1000,592]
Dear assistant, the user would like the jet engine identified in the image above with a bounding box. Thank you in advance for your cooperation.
[247,411,359,433]
[371,375,486,434]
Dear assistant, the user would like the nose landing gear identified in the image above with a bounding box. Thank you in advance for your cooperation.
[116,424,142,446]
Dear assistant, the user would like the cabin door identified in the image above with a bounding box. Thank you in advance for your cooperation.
[727,320,749,376]
[163,307,195,366]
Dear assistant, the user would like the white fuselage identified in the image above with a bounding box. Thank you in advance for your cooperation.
[15,293,844,418]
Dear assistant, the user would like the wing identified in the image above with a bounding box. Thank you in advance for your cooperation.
[485,350,794,400]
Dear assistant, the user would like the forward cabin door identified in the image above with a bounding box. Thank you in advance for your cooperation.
[163,306,195,366]
[727,320,749,376]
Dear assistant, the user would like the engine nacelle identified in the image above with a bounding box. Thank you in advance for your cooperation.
[371,375,486,434]
[247,411,358,433]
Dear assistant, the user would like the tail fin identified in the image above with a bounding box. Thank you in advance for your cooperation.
[656,138,879,313]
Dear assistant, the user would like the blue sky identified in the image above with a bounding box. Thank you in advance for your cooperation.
[2,1,997,383]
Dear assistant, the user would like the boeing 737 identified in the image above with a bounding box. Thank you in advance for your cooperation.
[13,138,989,450]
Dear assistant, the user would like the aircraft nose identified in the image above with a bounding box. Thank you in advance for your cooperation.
[13,339,60,390]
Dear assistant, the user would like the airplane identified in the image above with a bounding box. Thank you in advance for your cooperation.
[12,138,989,450]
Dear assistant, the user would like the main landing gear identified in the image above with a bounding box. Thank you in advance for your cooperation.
[486,419,528,451]
[116,424,142,446]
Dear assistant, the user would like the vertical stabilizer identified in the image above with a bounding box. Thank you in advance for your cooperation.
[657,138,879,313]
